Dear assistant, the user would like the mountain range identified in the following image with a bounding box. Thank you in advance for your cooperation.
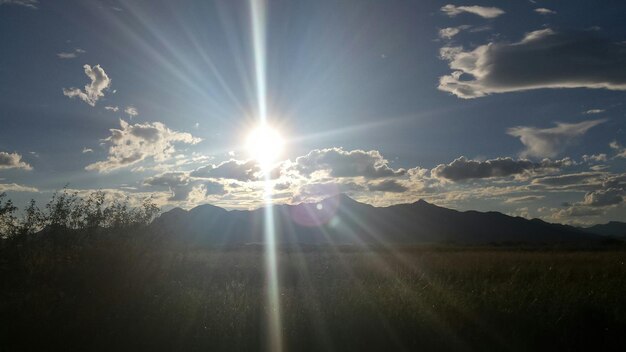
[149,194,623,245]
[583,221,626,238]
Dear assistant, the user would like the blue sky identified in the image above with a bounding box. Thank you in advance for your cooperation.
[1,0,626,225]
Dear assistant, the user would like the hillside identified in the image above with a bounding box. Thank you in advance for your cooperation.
[150,194,598,245]
[584,221,626,238]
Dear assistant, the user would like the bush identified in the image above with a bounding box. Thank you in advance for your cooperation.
[0,189,160,240]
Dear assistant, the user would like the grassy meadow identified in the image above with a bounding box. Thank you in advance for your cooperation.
[2,237,626,351]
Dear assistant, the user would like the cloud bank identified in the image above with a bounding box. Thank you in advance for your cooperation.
[439,29,626,98]
[293,148,405,179]
[86,120,201,172]
[431,156,570,182]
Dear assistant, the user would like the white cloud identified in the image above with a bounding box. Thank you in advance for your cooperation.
[85,120,201,173]
[549,206,604,222]
[82,148,93,154]
[582,154,607,163]
[0,0,38,9]
[530,172,606,190]
[440,4,504,18]
[439,27,461,39]
[56,48,85,59]
[89,142,626,224]
[582,188,624,207]
[438,29,626,99]
[504,195,544,204]
[610,141,626,158]
[0,183,38,192]
[0,152,32,170]
[534,8,556,15]
[583,109,605,114]
[438,25,476,40]
[124,106,138,118]
[545,172,626,223]
[104,106,119,112]
[507,119,606,158]
[63,64,111,106]
[292,148,405,179]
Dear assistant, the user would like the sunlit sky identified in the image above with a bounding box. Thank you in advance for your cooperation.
[1,0,626,225]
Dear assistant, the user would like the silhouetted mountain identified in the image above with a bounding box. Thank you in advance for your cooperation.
[150,194,599,245]
[584,221,626,238]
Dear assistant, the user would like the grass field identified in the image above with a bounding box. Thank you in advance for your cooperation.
[2,240,626,351]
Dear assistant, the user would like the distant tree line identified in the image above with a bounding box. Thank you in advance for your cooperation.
[0,189,160,240]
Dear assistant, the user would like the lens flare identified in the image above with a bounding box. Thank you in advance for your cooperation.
[249,0,283,350]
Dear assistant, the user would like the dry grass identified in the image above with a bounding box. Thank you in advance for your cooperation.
[2,240,626,351]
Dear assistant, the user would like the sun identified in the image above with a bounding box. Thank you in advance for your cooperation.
[245,123,285,169]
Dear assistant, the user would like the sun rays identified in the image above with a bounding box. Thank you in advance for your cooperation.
[248,0,284,350]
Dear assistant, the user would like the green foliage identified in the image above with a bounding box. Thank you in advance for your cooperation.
[0,189,160,239]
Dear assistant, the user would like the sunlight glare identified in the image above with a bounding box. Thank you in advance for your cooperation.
[246,124,285,169]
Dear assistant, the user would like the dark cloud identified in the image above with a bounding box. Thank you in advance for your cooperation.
[431,156,570,182]
[294,181,365,201]
[552,206,604,219]
[293,148,405,179]
[190,159,260,181]
[144,172,193,201]
[583,188,624,207]
[368,180,408,193]
[144,172,224,201]
[439,29,626,98]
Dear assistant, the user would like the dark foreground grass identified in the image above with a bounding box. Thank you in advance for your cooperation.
[1,240,626,351]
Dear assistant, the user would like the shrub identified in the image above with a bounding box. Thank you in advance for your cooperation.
[0,189,160,239]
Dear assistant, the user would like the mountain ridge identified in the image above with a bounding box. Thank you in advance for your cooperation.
[583,221,626,238]
[149,194,602,245]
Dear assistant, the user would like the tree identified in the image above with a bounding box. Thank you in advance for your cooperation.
[82,191,106,229]
[45,188,80,230]
[0,193,18,238]
[18,199,44,236]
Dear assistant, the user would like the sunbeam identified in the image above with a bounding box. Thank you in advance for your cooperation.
[249,0,283,351]
[251,0,267,123]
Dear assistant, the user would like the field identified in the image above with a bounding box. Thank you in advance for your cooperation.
[2,239,626,351]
